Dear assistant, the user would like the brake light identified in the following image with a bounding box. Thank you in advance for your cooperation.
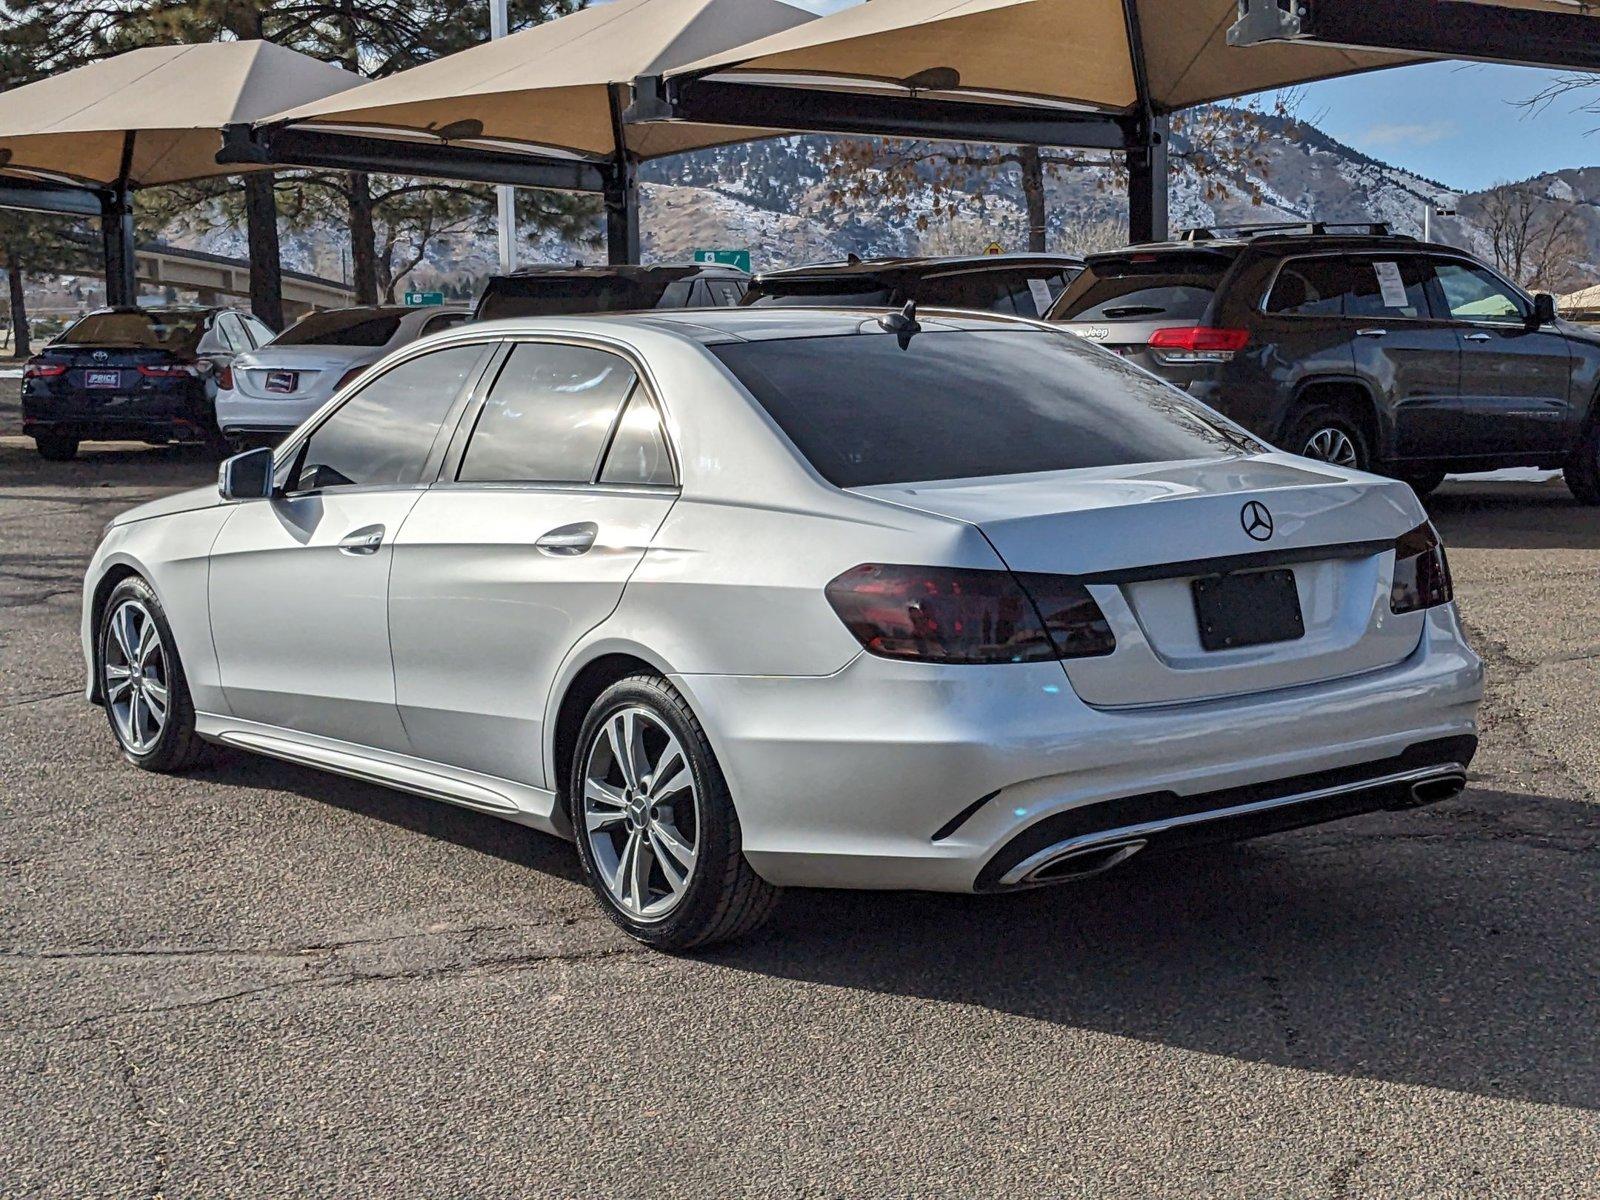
[1147,325,1250,364]
[137,363,201,378]
[216,365,234,390]
[23,360,66,379]
[1390,521,1453,614]
[825,564,1115,664]
[336,366,368,391]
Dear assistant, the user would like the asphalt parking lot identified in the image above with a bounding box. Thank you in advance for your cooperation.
[2,383,1597,1198]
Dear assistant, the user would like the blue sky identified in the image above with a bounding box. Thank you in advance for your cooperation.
[786,1,1600,194]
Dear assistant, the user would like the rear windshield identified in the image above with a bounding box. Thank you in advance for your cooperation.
[742,278,894,308]
[54,310,205,349]
[1052,255,1229,322]
[711,329,1258,488]
[476,276,684,320]
[273,310,406,347]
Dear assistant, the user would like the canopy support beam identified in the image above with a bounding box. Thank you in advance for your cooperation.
[602,163,640,266]
[1228,0,1600,73]
[627,75,1133,150]
[1126,115,1169,245]
[101,187,137,308]
[218,123,608,194]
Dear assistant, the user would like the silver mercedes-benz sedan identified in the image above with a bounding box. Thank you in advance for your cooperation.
[81,308,1483,949]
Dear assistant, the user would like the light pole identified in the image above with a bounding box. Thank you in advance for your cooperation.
[1423,198,1457,244]
[491,0,516,274]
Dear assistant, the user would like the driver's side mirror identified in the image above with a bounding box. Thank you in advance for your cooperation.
[218,446,274,501]
[1533,293,1558,326]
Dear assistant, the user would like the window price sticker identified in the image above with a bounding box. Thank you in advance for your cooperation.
[1373,260,1410,309]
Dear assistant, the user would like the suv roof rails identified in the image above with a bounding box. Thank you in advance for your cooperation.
[1174,222,1410,241]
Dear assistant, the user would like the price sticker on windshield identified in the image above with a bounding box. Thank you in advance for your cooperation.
[1026,278,1054,316]
[1373,261,1410,309]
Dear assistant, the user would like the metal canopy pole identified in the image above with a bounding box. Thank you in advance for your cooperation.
[1228,0,1600,73]
[605,84,641,265]
[1120,0,1168,244]
[103,131,138,307]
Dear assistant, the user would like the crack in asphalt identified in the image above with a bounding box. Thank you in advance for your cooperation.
[0,688,78,710]
[109,1038,170,1200]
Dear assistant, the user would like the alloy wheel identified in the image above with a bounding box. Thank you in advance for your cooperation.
[1303,426,1361,469]
[581,706,700,921]
[104,599,169,755]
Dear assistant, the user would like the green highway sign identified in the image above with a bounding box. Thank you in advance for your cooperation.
[404,291,446,306]
[693,248,751,273]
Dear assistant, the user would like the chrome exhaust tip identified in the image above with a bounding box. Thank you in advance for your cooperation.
[1023,837,1147,885]
[1388,770,1467,810]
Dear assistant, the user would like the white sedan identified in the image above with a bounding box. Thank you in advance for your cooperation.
[81,308,1483,949]
[216,303,469,444]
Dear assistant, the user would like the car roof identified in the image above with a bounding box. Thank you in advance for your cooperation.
[1086,234,1463,265]
[752,253,1084,283]
[465,306,1050,346]
[489,261,749,283]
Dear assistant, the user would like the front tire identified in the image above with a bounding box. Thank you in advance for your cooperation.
[569,674,777,951]
[1564,422,1600,505]
[1284,405,1370,472]
[98,576,208,772]
[35,433,79,461]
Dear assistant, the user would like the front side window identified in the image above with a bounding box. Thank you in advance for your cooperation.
[712,329,1261,488]
[457,343,637,484]
[1434,260,1527,324]
[293,344,486,491]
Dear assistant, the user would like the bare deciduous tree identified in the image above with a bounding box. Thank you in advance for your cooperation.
[1475,182,1585,294]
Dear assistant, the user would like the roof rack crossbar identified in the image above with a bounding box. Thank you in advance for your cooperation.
[1174,221,1405,241]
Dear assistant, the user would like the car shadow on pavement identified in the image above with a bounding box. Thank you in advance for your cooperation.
[1427,482,1600,551]
[707,788,1600,1113]
[193,750,583,883]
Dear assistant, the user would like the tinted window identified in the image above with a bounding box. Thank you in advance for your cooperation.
[706,279,745,307]
[475,275,691,320]
[457,343,636,483]
[54,310,205,349]
[242,315,275,348]
[1053,256,1227,322]
[294,344,485,491]
[1347,257,1431,319]
[914,271,1006,312]
[420,312,468,337]
[712,330,1259,488]
[599,391,675,486]
[1434,260,1527,324]
[1266,258,1352,317]
[215,314,245,352]
[743,278,895,307]
[275,309,407,348]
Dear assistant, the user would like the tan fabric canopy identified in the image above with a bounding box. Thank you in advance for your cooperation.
[672,0,1424,117]
[0,41,362,188]
[266,0,816,162]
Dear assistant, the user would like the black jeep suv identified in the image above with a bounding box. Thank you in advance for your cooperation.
[1049,224,1600,501]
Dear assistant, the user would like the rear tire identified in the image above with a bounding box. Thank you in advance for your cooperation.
[1396,468,1447,499]
[35,433,79,461]
[568,673,778,951]
[1283,405,1371,472]
[98,576,209,772]
[1564,423,1600,505]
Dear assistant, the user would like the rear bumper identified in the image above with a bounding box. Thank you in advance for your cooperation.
[216,390,327,436]
[23,386,213,442]
[670,603,1483,893]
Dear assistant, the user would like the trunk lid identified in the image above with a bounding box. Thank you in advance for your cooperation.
[856,454,1429,707]
[233,347,372,400]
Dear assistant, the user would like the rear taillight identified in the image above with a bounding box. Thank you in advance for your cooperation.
[23,360,66,379]
[216,365,234,390]
[336,366,367,391]
[1147,325,1249,364]
[137,363,201,378]
[824,564,1115,665]
[1390,521,1453,614]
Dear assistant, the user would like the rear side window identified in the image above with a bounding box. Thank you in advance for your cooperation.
[293,344,486,491]
[1053,256,1227,322]
[276,310,406,347]
[599,391,675,486]
[457,343,637,484]
[712,329,1259,488]
[1265,258,1353,317]
[1347,257,1431,319]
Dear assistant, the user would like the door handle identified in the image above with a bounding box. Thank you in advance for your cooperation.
[1464,332,1494,342]
[1355,328,1388,338]
[338,525,385,555]
[535,521,598,557]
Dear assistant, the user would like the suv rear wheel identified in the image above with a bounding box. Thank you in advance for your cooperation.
[1564,421,1600,506]
[1284,405,1370,472]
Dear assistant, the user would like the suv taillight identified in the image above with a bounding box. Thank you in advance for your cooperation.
[825,564,1115,665]
[1147,326,1249,364]
[22,359,66,379]
[1390,521,1453,614]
